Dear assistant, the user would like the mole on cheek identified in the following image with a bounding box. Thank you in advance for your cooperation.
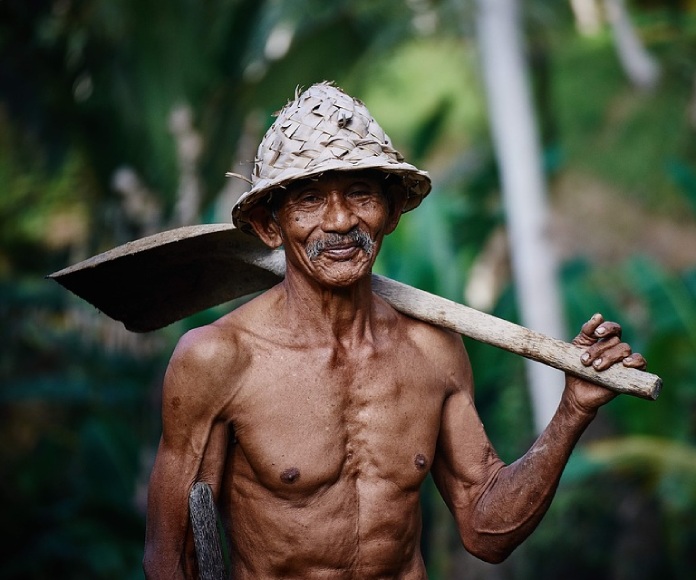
[171,396,181,410]
[414,454,428,470]
[280,467,301,484]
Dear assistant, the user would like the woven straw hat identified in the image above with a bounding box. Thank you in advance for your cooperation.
[231,82,432,235]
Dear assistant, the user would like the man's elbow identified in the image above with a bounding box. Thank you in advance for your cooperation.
[466,541,514,564]
[143,546,173,580]
[142,550,154,579]
[459,530,519,564]
[142,546,160,580]
[143,533,193,579]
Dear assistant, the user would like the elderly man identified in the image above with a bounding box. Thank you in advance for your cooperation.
[143,83,646,579]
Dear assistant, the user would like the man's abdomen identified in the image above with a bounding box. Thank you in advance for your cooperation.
[223,473,427,579]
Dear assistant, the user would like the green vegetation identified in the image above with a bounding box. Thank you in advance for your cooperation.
[2,1,695,578]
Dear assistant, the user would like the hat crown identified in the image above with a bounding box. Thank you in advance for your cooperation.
[252,82,403,185]
[232,82,431,235]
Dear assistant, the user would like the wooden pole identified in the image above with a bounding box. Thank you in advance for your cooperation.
[189,482,227,580]
[475,0,566,431]
[49,224,662,400]
[372,275,661,400]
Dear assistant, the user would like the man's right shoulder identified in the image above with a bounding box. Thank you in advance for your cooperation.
[172,323,237,364]
[169,291,277,373]
[161,315,256,411]
[172,316,246,366]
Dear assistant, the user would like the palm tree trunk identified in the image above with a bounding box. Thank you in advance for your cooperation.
[604,0,660,90]
[475,0,565,433]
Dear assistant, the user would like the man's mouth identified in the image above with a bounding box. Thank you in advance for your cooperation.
[305,229,376,261]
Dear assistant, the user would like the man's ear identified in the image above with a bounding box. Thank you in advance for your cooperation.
[384,184,407,235]
[247,204,283,248]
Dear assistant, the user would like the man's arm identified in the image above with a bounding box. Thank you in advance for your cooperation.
[431,314,646,563]
[143,326,234,579]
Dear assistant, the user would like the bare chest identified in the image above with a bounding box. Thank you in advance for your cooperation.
[225,343,448,496]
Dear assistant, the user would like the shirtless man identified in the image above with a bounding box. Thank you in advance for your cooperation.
[143,83,647,579]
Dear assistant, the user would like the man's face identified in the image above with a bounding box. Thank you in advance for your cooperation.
[265,172,399,289]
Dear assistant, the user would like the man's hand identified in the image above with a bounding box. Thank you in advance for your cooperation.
[565,313,648,413]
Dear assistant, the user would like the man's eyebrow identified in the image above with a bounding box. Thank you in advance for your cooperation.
[346,178,383,189]
[291,185,321,196]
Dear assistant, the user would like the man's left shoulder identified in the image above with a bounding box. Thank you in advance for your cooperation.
[382,298,465,354]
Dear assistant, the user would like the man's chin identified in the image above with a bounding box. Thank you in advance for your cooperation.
[310,259,374,289]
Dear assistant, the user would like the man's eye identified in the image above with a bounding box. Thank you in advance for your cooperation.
[293,191,321,203]
[347,188,375,199]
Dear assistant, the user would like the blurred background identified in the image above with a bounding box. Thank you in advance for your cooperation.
[2,0,696,578]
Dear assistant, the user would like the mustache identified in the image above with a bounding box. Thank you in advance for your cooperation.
[305,229,376,261]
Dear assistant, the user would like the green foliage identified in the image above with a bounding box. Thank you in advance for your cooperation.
[561,256,696,440]
[0,110,94,274]
[348,36,487,159]
[0,279,168,578]
[3,1,696,578]
[502,256,696,578]
[667,158,696,214]
[550,12,696,214]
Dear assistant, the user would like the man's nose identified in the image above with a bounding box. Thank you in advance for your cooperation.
[322,193,359,232]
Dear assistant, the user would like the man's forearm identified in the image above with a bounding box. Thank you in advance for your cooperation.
[144,447,198,579]
[468,396,595,562]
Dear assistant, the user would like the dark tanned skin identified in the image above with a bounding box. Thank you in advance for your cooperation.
[143,172,646,579]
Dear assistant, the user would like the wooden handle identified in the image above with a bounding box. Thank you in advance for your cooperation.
[371,274,661,400]
[189,482,227,580]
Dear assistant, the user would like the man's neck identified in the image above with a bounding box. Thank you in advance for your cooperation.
[278,264,379,347]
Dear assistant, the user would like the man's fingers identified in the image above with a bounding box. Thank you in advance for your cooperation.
[575,313,603,347]
[581,337,629,369]
[580,339,647,372]
[575,313,647,372]
[575,314,623,346]
[593,321,622,340]
[622,353,648,370]
[579,313,604,338]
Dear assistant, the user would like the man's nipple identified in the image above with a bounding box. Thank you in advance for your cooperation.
[280,467,301,484]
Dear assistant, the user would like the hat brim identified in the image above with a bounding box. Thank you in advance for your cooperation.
[232,160,431,235]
